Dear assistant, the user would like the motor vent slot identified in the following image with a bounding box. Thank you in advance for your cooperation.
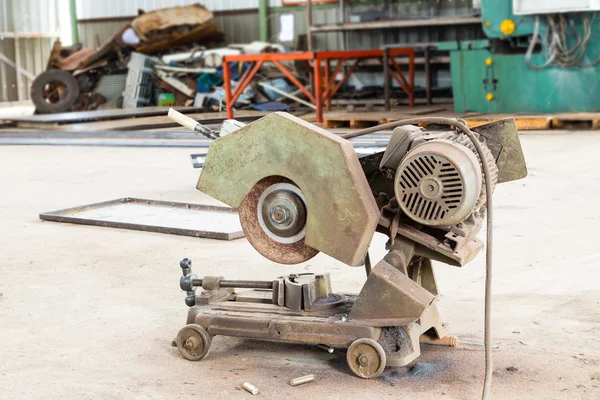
[395,140,482,227]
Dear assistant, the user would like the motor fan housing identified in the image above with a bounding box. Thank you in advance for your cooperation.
[394,139,482,227]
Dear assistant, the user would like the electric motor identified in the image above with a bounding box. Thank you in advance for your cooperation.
[395,137,497,227]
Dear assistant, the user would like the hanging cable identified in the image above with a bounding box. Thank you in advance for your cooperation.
[342,118,495,399]
[526,12,600,69]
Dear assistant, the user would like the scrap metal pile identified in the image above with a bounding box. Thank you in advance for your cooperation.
[32,3,297,114]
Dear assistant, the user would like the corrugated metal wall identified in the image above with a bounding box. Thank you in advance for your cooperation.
[76,0,261,19]
[269,0,484,51]
[77,14,260,49]
[78,0,482,51]
[0,0,60,102]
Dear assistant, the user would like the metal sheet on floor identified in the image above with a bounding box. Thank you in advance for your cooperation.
[39,198,244,240]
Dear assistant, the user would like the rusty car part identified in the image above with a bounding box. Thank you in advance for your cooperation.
[30,69,80,114]
[132,4,213,42]
[174,114,527,385]
[133,5,223,54]
[56,48,96,71]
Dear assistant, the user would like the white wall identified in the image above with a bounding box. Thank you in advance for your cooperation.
[76,0,263,19]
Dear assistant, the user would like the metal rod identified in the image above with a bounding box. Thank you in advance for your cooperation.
[0,54,36,80]
[231,60,263,104]
[272,60,315,102]
[313,58,323,123]
[425,47,432,105]
[306,0,313,51]
[11,2,24,101]
[69,0,79,44]
[275,85,312,102]
[259,82,316,109]
[154,65,217,74]
[365,252,372,277]
[339,0,346,51]
[323,58,344,98]
[290,374,315,387]
[192,279,273,290]
[258,0,269,42]
[325,59,331,110]
[408,51,415,107]
[383,49,391,111]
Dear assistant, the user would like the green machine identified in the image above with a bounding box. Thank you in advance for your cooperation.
[442,1,600,113]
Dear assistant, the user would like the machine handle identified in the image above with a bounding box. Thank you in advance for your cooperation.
[168,108,220,140]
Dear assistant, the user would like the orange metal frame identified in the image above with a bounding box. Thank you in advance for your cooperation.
[222,49,414,123]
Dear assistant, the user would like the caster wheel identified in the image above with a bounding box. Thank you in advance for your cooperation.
[176,324,211,361]
[346,338,386,379]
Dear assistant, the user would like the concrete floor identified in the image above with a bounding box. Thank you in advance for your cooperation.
[1,132,599,399]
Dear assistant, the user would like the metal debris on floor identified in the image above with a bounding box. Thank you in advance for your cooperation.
[289,374,315,387]
[39,198,244,240]
[241,382,259,395]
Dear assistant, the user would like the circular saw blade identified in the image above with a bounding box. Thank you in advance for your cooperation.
[238,176,319,265]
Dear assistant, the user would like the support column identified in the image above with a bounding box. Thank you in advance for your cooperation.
[306,0,313,51]
[258,0,269,42]
[70,0,79,44]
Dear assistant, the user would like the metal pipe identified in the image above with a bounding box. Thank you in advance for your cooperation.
[259,0,269,42]
[0,54,36,80]
[383,49,391,111]
[306,0,313,51]
[290,375,315,387]
[339,0,346,51]
[364,252,372,277]
[259,82,316,109]
[223,60,233,119]
[425,47,432,105]
[275,85,312,102]
[11,5,23,102]
[69,0,79,44]
[154,65,217,74]
[191,279,274,290]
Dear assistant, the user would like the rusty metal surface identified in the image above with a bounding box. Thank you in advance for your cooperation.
[238,176,319,264]
[7,106,210,124]
[188,300,381,347]
[348,259,435,326]
[346,338,387,379]
[39,197,244,240]
[471,118,528,183]
[197,112,380,266]
[131,4,223,54]
[377,215,483,266]
[56,48,96,71]
[132,4,213,40]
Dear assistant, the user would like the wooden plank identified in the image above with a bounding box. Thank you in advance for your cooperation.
[464,114,552,130]
[323,119,349,129]
[9,106,208,125]
[324,109,600,131]
[322,106,454,129]
[550,112,600,130]
[17,111,266,132]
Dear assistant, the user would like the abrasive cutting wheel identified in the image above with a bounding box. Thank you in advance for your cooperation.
[238,176,319,264]
[346,338,387,379]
